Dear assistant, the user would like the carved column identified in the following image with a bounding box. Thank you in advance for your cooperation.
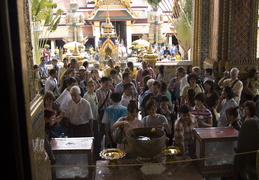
[192,0,211,69]
[225,0,259,79]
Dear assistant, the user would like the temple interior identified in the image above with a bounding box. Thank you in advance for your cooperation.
[1,0,259,180]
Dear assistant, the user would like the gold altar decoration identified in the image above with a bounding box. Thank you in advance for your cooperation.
[163,146,181,162]
[100,148,126,166]
[63,41,85,50]
[144,44,158,68]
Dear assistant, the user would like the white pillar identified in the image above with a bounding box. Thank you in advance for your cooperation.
[93,22,100,49]
[126,21,132,50]
[51,40,55,57]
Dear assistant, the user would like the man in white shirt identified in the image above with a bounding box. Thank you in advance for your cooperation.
[45,69,60,97]
[65,85,93,137]
[120,82,134,107]
[55,77,78,111]
[176,66,188,95]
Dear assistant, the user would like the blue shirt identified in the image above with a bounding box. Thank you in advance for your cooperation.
[102,103,127,131]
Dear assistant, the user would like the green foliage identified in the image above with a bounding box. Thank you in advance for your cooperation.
[146,0,162,8]
[31,0,64,63]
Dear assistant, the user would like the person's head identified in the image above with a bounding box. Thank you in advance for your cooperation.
[84,71,90,80]
[86,79,96,93]
[114,66,120,73]
[141,69,151,77]
[122,72,132,83]
[108,59,115,68]
[204,68,213,77]
[67,77,78,90]
[44,108,56,126]
[79,66,86,75]
[70,85,81,103]
[187,73,198,85]
[143,75,152,87]
[127,61,134,70]
[63,58,68,65]
[204,80,215,93]
[82,60,89,69]
[51,59,58,66]
[247,68,257,79]
[243,100,256,117]
[90,68,100,80]
[230,67,239,80]
[146,99,158,115]
[176,66,186,78]
[110,69,118,77]
[100,76,111,88]
[194,92,206,106]
[40,57,46,64]
[222,86,233,99]
[33,64,39,72]
[110,92,121,103]
[49,69,57,78]
[142,60,148,69]
[226,106,239,122]
[159,65,165,74]
[186,65,192,75]
[127,100,138,118]
[70,58,78,68]
[159,95,169,109]
[160,81,167,93]
[192,66,200,75]
[187,88,196,107]
[179,104,192,123]
[152,80,161,95]
[146,78,155,89]
[43,91,56,106]
[66,68,75,77]
[123,82,134,96]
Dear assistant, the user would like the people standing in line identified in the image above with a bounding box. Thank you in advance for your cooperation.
[38,57,49,79]
[225,107,242,131]
[204,80,219,127]
[142,99,172,134]
[216,87,238,127]
[218,67,243,104]
[203,68,214,84]
[96,76,112,147]
[77,66,86,83]
[181,73,203,104]
[102,92,127,148]
[136,60,156,88]
[174,104,198,160]
[191,92,213,128]
[80,70,90,94]
[120,82,135,107]
[243,68,259,102]
[115,72,138,97]
[240,100,256,123]
[65,85,93,137]
[113,100,143,152]
[45,69,60,98]
[58,58,69,85]
[141,80,163,117]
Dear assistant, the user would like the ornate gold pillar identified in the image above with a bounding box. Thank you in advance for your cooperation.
[193,0,258,79]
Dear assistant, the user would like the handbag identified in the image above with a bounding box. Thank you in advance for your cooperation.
[112,120,125,144]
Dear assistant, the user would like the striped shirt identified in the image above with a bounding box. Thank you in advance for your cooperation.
[96,87,112,110]
[174,114,198,146]
[192,106,212,128]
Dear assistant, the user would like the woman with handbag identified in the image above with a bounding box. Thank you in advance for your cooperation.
[113,100,143,152]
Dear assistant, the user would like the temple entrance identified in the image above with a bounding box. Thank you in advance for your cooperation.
[114,21,126,46]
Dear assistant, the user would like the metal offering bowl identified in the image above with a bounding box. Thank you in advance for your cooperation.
[99,148,126,160]
[126,128,167,162]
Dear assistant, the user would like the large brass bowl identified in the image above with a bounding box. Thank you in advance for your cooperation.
[125,128,167,162]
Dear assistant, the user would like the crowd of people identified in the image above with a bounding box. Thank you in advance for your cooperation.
[34,56,259,178]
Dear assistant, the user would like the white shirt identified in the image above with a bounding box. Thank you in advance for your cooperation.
[55,89,71,111]
[66,98,93,125]
[180,75,188,94]
[45,76,59,97]
[120,93,133,107]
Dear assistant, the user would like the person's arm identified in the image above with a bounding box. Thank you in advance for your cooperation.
[218,71,229,87]
[198,118,212,128]
[163,122,172,134]
[104,124,111,144]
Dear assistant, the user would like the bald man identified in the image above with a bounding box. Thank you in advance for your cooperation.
[218,67,243,104]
